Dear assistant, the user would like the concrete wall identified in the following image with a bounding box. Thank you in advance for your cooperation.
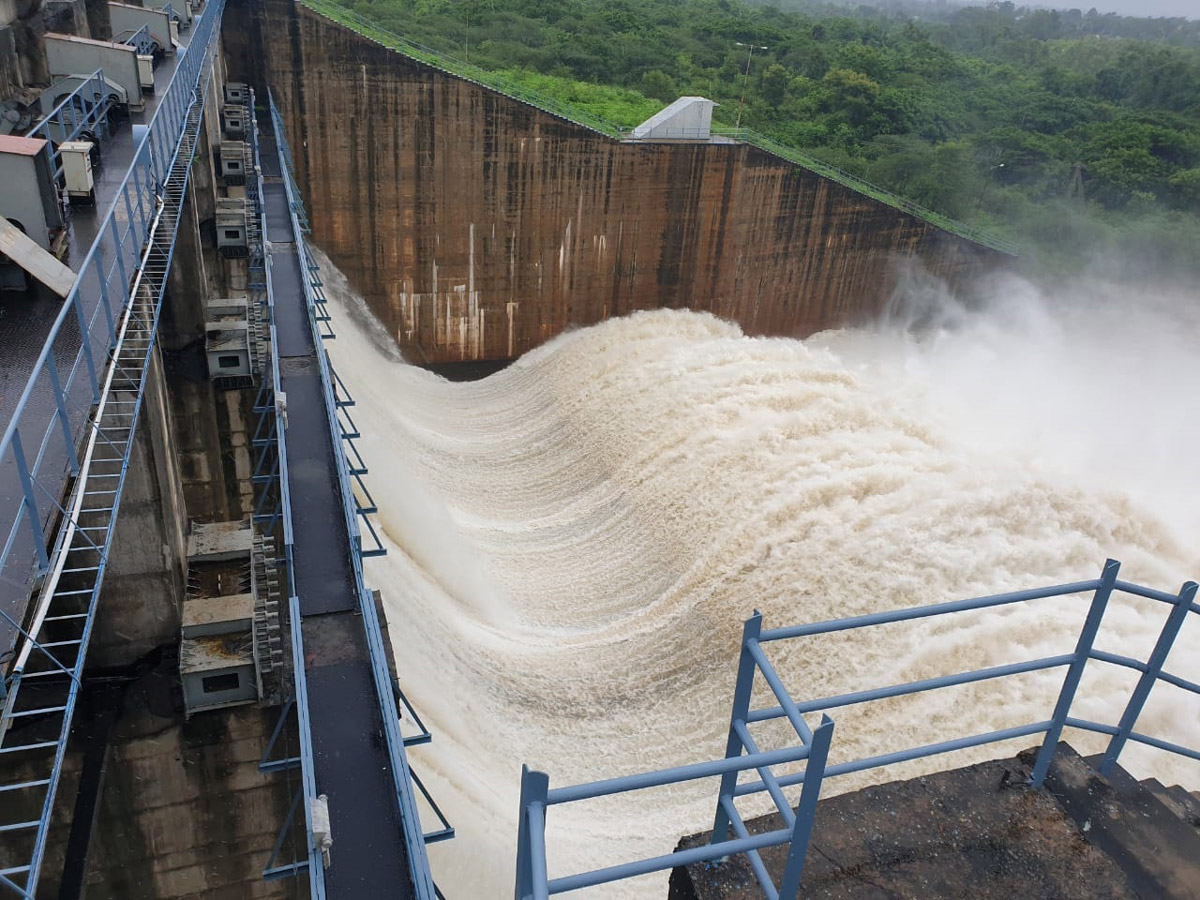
[226,0,1005,365]
[42,0,91,39]
[92,349,189,669]
[0,0,54,96]
[45,34,142,112]
[108,2,170,54]
[83,696,299,900]
[0,24,20,99]
[85,0,110,42]
[6,0,49,86]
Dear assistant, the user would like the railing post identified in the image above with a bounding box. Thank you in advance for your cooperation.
[44,355,79,476]
[108,215,129,319]
[12,430,49,573]
[514,765,549,900]
[97,270,116,343]
[1030,558,1120,787]
[711,611,763,845]
[777,715,834,900]
[1098,579,1198,776]
[71,291,100,403]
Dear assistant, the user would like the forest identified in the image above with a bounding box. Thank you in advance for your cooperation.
[322,0,1200,274]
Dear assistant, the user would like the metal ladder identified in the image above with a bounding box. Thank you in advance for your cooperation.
[0,84,208,900]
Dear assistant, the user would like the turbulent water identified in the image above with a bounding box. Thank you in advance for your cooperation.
[316,252,1200,898]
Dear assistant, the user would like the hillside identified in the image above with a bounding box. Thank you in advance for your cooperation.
[321,0,1200,275]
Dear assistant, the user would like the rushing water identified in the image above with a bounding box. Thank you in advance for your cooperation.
[316,252,1200,898]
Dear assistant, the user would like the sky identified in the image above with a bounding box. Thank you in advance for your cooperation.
[1086,0,1195,16]
[950,0,1196,20]
[964,0,1198,18]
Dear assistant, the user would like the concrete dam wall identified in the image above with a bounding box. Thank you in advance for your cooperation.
[228,0,1006,365]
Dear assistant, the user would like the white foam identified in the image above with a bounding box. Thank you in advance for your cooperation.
[318,251,1200,898]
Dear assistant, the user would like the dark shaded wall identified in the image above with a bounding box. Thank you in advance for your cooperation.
[226,0,1007,365]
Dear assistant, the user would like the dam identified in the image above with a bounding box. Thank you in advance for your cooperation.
[0,0,1196,898]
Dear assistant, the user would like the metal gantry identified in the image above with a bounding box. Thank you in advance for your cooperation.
[0,1,227,895]
[516,559,1200,900]
[274,96,451,872]
[267,99,388,561]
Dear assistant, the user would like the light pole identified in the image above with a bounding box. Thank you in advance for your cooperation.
[734,42,768,130]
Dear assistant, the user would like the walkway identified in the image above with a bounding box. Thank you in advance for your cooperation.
[258,119,416,900]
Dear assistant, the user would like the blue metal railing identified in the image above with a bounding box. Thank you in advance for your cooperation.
[515,559,1199,899]
[121,23,157,56]
[270,93,447,899]
[25,69,114,184]
[0,0,224,647]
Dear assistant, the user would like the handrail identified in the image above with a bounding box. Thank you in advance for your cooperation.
[0,0,223,658]
[515,559,1199,900]
[0,2,225,894]
[296,0,1018,256]
[120,23,156,55]
[297,0,636,139]
[25,69,114,184]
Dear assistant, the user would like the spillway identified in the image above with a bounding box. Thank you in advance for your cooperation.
[318,252,1200,898]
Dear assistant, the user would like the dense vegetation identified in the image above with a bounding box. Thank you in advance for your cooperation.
[329,0,1200,274]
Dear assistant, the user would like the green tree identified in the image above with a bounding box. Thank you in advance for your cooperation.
[641,69,677,102]
[1167,169,1200,211]
[760,63,790,106]
[821,67,880,127]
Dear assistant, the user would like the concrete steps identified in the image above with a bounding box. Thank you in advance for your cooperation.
[1138,776,1200,830]
[1037,748,1200,900]
[1036,750,1200,900]
[669,744,1200,900]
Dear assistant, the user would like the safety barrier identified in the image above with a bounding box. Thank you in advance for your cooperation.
[516,559,1199,899]
[25,69,115,184]
[120,23,157,55]
[296,0,1017,256]
[0,0,221,649]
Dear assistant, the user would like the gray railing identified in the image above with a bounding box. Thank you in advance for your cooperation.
[516,559,1198,899]
[120,23,157,55]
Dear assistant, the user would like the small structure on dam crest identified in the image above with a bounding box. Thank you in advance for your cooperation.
[629,96,717,142]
